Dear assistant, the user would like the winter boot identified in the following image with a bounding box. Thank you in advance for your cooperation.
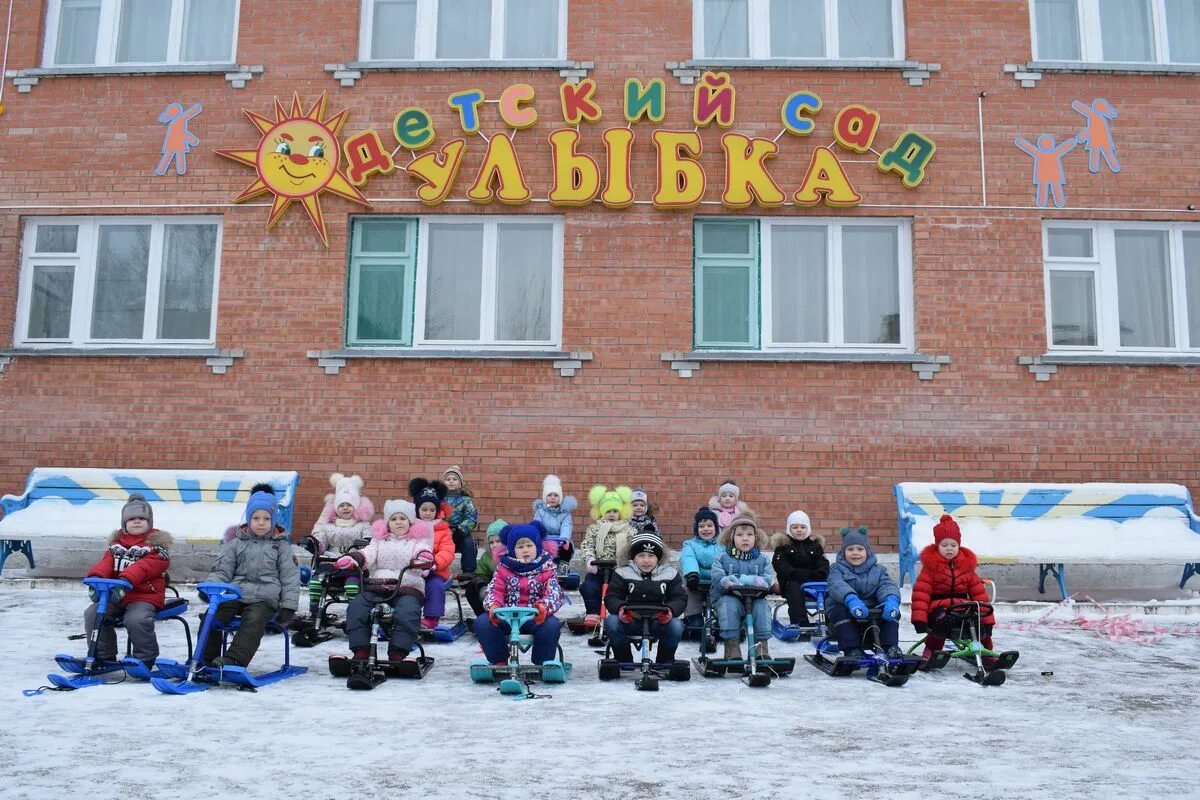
[917,645,937,671]
[682,614,703,640]
[885,646,905,660]
[754,640,771,660]
[556,561,571,579]
[610,642,634,663]
[387,649,410,663]
[655,642,679,664]
[841,648,865,661]
[723,639,742,661]
[583,613,601,629]
[351,648,370,661]
[421,616,438,630]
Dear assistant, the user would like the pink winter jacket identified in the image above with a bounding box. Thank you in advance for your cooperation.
[345,520,436,600]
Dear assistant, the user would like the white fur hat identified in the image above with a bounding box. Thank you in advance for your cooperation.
[542,474,563,501]
[718,481,739,499]
[787,510,812,538]
[384,499,416,521]
[331,473,363,509]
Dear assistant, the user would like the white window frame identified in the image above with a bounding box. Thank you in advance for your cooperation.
[410,216,564,350]
[15,216,222,349]
[692,0,905,60]
[1043,220,1200,354]
[42,0,241,68]
[358,0,568,61]
[1030,0,1198,64]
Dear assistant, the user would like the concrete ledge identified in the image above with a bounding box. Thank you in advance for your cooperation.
[308,348,593,376]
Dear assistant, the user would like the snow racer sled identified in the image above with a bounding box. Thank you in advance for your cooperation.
[470,606,571,698]
[771,581,828,642]
[292,538,368,647]
[597,604,690,690]
[566,559,617,649]
[908,601,1019,686]
[694,585,795,687]
[806,608,921,687]
[418,578,472,642]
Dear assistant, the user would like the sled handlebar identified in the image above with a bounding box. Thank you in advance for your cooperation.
[82,577,133,593]
[196,581,243,604]
[944,601,995,619]
[623,604,670,619]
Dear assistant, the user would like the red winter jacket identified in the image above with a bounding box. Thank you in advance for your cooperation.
[910,545,994,627]
[430,503,455,580]
[87,529,172,609]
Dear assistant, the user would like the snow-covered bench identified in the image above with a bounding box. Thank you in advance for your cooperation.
[895,482,1200,598]
[0,468,300,576]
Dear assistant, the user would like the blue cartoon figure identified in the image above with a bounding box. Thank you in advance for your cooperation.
[156,102,203,176]
[1014,134,1077,209]
[1072,98,1120,174]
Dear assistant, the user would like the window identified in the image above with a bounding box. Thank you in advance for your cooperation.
[1044,222,1200,353]
[694,0,904,60]
[1031,0,1200,64]
[44,0,239,67]
[360,0,565,61]
[347,216,563,349]
[16,217,221,347]
[693,218,913,351]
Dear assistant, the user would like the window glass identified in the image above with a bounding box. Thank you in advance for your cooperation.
[35,225,79,254]
[842,226,900,344]
[1098,0,1155,61]
[181,0,236,62]
[28,266,75,339]
[116,0,171,63]
[1050,270,1098,346]
[838,0,893,58]
[424,223,483,340]
[54,0,101,64]
[769,0,824,57]
[437,0,492,58]
[1114,229,1173,347]
[158,224,216,339]
[495,224,553,341]
[1035,0,1081,60]
[1048,227,1094,258]
[771,226,827,343]
[372,0,418,59]
[91,224,151,339]
[505,0,558,58]
[704,0,749,58]
[1165,0,1200,63]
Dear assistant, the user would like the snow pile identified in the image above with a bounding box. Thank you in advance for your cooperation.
[0,497,242,542]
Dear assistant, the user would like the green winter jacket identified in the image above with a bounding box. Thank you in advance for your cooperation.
[477,549,497,583]
[207,527,301,610]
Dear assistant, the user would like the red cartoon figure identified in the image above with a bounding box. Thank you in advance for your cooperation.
[1072,98,1120,174]
[156,102,202,176]
[1014,133,1077,209]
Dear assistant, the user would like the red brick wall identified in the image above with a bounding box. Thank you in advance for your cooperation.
[2,0,1198,549]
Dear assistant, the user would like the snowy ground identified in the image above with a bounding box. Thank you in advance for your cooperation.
[2,585,1198,800]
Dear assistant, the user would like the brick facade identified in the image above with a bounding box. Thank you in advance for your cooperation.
[2,0,1198,550]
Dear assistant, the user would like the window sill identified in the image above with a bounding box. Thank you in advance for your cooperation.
[669,59,940,86]
[308,348,593,377]
[6,64,263,92]
[661,350,948,379]
[327,61,593,87]
[1006,61,1200,87]
[0,347,243,375]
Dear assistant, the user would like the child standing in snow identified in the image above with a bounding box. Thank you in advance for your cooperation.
[911,514,999,668]
[83,494,172,668]
[708,481,751,531]
[409,478,456,630]
[474,521,565,665]
[302,473,374,608]
[826,527,903,660]
[680,507,721,632]
[442,465,479,575]
[771,510,829,627]
[336,500,434,664]
[532,474,577,578]
[629,489,660,535]
[579,485,637,625]
[604,530,687,664]
[709,513,776,661]
[202,489,300,668]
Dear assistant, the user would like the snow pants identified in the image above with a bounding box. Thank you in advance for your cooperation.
[452,531,478,573]
[474,614,562,665]
[200,600,274,667]
[716,595,771,642]
[423,575,448,619]
[85,600,158,664]
[604,615,684,662]
[827,602,899,651]
[781,580,815,626]
[346,591,421,655]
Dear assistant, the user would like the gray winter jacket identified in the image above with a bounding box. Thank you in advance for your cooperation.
[827,550,900,607]
[207,527,301,610]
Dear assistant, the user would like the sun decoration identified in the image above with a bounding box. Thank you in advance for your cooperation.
[217,92,369,247]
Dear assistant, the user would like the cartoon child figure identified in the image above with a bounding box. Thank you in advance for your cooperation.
[1072,98,1120,174]
[156,102,202,176]
[1014,134,1077,209]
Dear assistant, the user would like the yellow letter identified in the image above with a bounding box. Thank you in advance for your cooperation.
[793,146,861,208]
[466,133,532,205]
[601,128,635,209]
[652,130,704,209]
[547,128,601,206]
[720,133,784,209]
[406,139,467,206]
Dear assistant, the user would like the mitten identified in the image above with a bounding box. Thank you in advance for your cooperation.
[586,561,598,575]
[334,555,355,570]
[685,573,700,592]
[846,594,868,619]
[720,575,740,589]
[487,608,500,625]
[618,606,635,623]
[301,535,322,555]
[882,595,902,622]
[747,576,769,589]
[534,603,548,624]
[913,621,928,634]
[88,586,99,603]
[656,609,673,624]
[276,608,296,627]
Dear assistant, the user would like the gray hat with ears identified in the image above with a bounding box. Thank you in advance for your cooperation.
[122,494,153,529]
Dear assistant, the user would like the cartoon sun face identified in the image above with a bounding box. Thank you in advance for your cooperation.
[217,92,370,247]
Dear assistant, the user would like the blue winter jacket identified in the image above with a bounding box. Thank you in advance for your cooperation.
[827,550,900,608]
[708,548,775,604]
[680,535,720,582]
[532,495,577,543]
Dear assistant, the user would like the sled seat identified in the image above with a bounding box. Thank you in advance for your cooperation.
[895,482,1200,597]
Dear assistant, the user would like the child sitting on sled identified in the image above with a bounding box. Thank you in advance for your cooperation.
[709,513,776,661]
[463,518,506,616]
[604,530,687,664]
[771,509,829,628]
[474,521,565,665]
[301,473,374,605]
[826,527,903,660]
[911,514,999,668]
[201,489,300,668]
[83,494,172,669]
[578,485,637,625]
[336,500,435,665]
[533,474,577,578]
[680,507,721,633]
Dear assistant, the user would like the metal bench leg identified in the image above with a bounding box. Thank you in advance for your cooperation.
[0,541,11,576]
[1038,563,1068,599]
[1181,564,1199,590]
[1055,564,1067,599]
[1038,563,1049,594]
[20,540,34,568]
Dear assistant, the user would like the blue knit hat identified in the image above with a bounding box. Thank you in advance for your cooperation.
[840,526,870,553]
[245,490,278,527]
[502,521,546,555]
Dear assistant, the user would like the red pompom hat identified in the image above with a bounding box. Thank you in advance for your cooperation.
[933,513,961,544]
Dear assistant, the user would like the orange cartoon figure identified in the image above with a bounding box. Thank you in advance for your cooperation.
[156,102,202,176]
[1014,134,1077,209]
[1072,98,1120,174]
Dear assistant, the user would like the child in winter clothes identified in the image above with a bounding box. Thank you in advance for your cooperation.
[336,500,435,663]
[302,473,374,608]
[202,490,301,668]
[604,530,687,664]
[474,521,565,665]
[464,518,506,616]
[579,485,637,624]
[680,507,721,631]
[708,481,751,531]
[629,489,660,535]
[409,478,456,630]
[442,465,479,574]
[83,494,172,668]
[911,514,999,667]
[709,513,776,660]
[826,527,904,659]
[771,510,829,627]
[532,474,577,577]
